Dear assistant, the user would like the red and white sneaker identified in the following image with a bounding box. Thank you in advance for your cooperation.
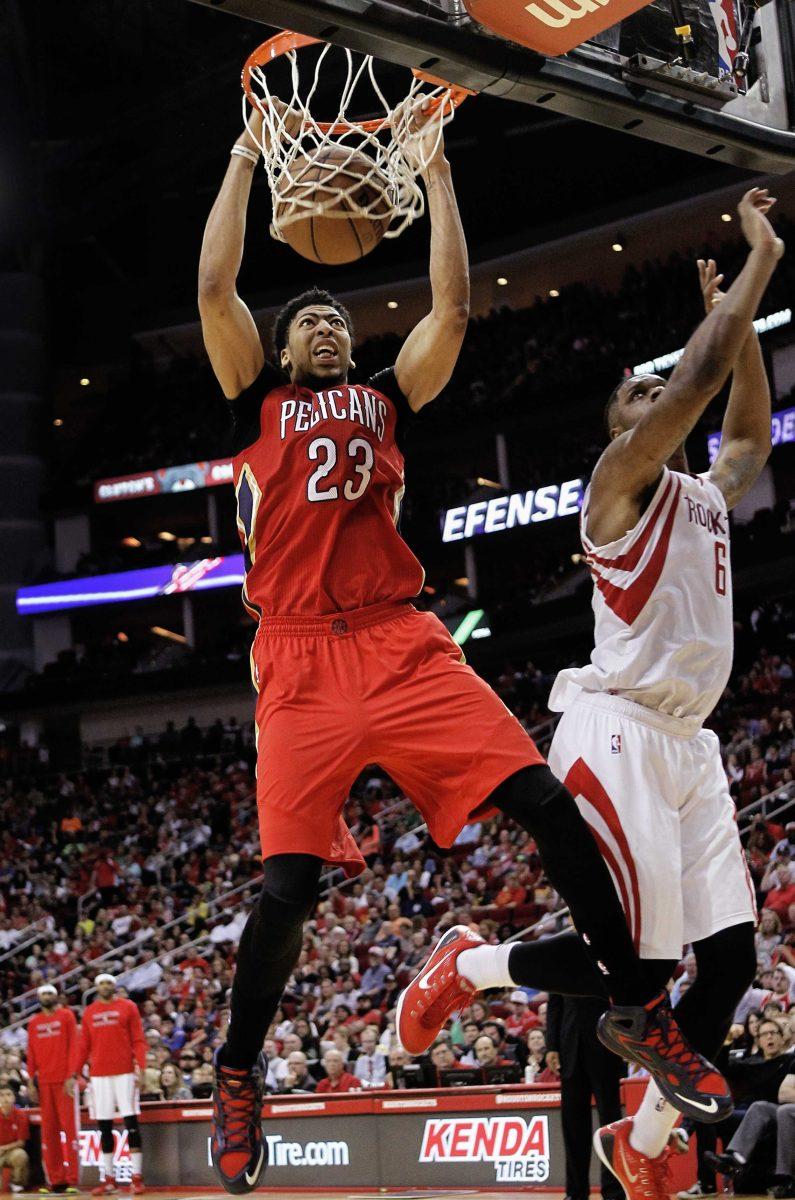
[396,924,483,1055]
[594,1118,673,1200]
[129,1177,145,1196]
[90,1185,117,1197]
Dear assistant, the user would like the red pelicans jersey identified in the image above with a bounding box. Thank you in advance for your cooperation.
[550,467,733,725]
[229,365,425,617]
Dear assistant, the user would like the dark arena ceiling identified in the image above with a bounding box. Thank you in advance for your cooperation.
[0,0,765,364]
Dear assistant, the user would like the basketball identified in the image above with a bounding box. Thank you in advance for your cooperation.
[273,142,392,265]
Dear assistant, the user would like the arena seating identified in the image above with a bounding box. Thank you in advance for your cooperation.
[1,599,792,1101]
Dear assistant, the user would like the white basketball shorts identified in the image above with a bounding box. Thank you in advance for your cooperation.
[87,1073,140,1121]
[547,691,756,960]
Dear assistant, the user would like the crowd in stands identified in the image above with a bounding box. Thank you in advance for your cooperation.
[49,219,794,499]
[0,595,793,1104]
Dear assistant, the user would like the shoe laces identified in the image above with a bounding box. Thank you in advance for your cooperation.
[647,1150,673,1199]
[216,1068,257,1148]
[414,971,473,1025]
[644,1002,707,1078]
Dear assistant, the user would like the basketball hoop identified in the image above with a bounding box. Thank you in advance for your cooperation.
[241,31,474,244]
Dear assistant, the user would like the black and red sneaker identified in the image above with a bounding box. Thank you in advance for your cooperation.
[211,1049,267,1194]
[597,991,732,1123]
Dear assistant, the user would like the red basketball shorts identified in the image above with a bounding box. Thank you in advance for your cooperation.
[251,601,543,876]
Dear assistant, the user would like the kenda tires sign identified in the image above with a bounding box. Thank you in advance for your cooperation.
[419,1115,551,1183]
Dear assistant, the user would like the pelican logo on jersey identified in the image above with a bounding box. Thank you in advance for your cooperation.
[280,386,387,442]
[684,496,726,536]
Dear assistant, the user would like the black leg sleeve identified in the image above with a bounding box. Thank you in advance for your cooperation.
[490,765,664,1004]
[122,1116,141,1150]
[672,922,757,1059]
[98,1121,114,1154]
[222,852,324,1069]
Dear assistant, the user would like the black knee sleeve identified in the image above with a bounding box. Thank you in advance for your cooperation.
[98,1120,114,1154]
[234,854,322,988]
[223,853,323,1070]
[123,1115,141,1150]
[673,922,757,1059]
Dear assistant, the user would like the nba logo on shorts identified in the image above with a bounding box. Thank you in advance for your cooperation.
[610,733,621,754]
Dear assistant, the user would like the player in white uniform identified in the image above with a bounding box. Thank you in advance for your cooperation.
[393,187,784,1197]
[547,188,784,1200]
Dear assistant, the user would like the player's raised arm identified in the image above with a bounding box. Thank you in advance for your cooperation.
[700,245,774,510]
[394,102,469,411]
[198,109,266,399]
[591,188,783,511]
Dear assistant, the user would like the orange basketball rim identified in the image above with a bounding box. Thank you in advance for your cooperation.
[242,29,474,134]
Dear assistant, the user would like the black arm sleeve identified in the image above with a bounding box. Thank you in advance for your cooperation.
[368,366,414,450]
[227,361,283,456]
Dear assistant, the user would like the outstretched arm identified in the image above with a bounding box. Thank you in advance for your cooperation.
[592,188,783,504]
[699,250,774,509]
[394,103,469,411]
[198,111,266,400]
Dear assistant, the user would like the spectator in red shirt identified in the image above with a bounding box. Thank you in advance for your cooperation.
[495,873,527,908]
[0,1084,30,1193]
[505,990,540,1038]
[316,1050,362,1094]
[764,862,795,922]
[474,1035,513,1070]
[430,1040,466,1084]
[91,851,120,901]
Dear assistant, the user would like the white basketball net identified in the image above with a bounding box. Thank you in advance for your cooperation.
[244,44,459,242]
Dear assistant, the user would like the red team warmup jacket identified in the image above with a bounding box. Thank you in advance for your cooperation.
[77,998,147,1076]
[27,1007,79,1083]
[0,1107,30,1145]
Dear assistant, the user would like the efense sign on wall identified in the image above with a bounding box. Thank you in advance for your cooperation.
[441,479,583,542]
[707,404,795,463]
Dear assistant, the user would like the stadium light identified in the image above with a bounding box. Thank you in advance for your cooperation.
[497,277,508,286]
[387,300,398,309]
[80,377,90,387]
[549,289,559,297]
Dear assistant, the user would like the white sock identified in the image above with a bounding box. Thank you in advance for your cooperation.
[131,1152,142,1178]
[457,944,515,991]
[101,1152,114,1182]
[629,1082,679,1158]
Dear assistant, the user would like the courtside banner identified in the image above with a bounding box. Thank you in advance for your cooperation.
[16,555,244,615]
[66,1092,571,1190]
[93,458,234,503]
[707,404,795,463]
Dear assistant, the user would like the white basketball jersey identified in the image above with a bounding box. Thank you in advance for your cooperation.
[549,466,733,725]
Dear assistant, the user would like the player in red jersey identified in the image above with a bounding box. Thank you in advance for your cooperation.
[76,976,147,1197]
[199,101,733,1194]
[27,984,80,1194]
